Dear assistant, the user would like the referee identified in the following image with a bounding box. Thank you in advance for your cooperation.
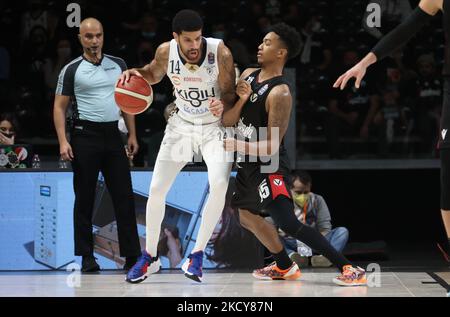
[53,18,140,272]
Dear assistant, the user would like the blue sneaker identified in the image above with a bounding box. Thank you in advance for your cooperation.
[182,251,203,283]
[125,250,160,284]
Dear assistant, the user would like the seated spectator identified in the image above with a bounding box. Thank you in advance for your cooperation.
[277,170,349,268]
[0,112,19,145]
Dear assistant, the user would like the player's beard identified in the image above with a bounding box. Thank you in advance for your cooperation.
[180,45,200,64]
[182,47,200,63]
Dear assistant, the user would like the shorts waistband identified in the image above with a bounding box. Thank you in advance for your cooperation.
[73,119,119,129]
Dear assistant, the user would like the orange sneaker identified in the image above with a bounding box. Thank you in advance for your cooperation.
[333,265,367,286]
[252,262,301,280]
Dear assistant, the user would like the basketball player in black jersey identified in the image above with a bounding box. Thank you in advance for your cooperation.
[334,0,450,261]
[222,23,367,286]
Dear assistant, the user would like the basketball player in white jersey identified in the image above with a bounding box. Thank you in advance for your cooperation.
[120,9,236,283]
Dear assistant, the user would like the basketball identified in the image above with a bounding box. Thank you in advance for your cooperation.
[115,76,153,115]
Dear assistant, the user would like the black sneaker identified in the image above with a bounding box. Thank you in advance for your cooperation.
[123,256,138,271]
[82,256,100,273]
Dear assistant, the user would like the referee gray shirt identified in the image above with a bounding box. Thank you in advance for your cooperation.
[56,54,126,122]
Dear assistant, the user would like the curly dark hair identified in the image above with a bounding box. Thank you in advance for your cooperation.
[172,9,203,34]
[270,22,303,60]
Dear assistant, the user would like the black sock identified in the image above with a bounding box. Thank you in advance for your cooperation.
[125,256,137,264]
[272,250,292,270]
[293,225,351,271]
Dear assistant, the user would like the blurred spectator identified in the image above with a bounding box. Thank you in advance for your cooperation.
[133,39,155,68]
[43,39,73,92]
[0,46,10,81]
[412,53,442,155]
[19,25,52,136]
[0,41,10,102]
[283,2,301,29]
[226,32,252,69]
[22,26,49,76]
[122,12,162,49]
[264,0,281,22]
[378,84,408,154]
[211,22,226,40]
[326,50,382,158]
[21,0,58,45]
[299,14,332,73]
[363,0,412,40]
[0,113,19,145]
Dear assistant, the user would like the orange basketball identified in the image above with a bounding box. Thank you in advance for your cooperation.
[115,75,153,115]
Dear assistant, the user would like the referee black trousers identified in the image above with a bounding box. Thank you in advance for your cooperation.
[70,120,140,257]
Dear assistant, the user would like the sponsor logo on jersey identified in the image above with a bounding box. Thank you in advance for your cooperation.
[258,84,269,96]
[184,77,202,83]
[442,129,448,140]
[182,105,210,115]
[175,87,216,107]
[273,178,283,186]
[104,67,117,71]
[206,66,215,76]
[247,76,255,84]
[237,118,256,140]
[208,52,215,64]
[250,93,258,103]
[172,76,181,86]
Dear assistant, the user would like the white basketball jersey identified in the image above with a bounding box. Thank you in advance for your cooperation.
[167,37,222,124]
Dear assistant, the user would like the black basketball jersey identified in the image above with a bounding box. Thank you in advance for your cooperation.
[443,0,450,76]
[235,69,291,173]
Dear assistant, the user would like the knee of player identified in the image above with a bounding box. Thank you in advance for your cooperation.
[149,182,169,198]
[238,211,254,230]
[208,177,229,193]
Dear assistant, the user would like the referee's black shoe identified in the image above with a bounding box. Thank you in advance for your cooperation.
[82,255,100,273]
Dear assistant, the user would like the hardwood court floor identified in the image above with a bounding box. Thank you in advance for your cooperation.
[0,268,448,297]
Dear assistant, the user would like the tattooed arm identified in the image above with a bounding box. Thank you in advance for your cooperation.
[224,84,292,156]
[222,67,258,127]
[209,42,237,118]
[217,42,236,110]
[119,42,169,85]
